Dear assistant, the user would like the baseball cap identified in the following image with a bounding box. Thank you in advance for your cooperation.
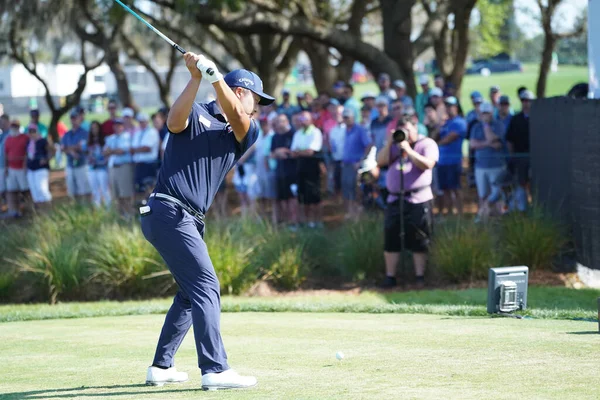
[224,69,275,106]
[519,90,535,100]
[499,95,510,105]
[393,80,406,89]
[342,108,354,118]
[490,85,500,93]
[430,87,443,97]
[137,112,149,122]
[69,109,79,118]
[375,96,389,106]
[27,123,38,132]
[361,92,376,101]
[113,118,124,125]
[122,107,135,118]
[480,102,494,114]
[30,109,40,115]
[282,88,290,96]
[378,73,390,82]
[444,96,458,106]
[419,75,430,85]
[10,120,20,128]
[471,90,482,98]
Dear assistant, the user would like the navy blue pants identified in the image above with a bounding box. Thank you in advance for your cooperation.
[141,198,229,375]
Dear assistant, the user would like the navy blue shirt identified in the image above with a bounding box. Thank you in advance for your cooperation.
[270,129,296,178]
[155,101,258,214]
[27,138,49,171]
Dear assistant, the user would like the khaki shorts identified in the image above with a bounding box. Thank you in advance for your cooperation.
[7,168,29,192]
[109,163,134,199]
[66,166,91,197]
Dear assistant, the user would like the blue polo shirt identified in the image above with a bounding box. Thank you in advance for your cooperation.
[470,120,506,169]
[370,116,392,152]
[61,127,89,168]
[342,124,371,164]
[155,101,259,214]
[438,116,467,166]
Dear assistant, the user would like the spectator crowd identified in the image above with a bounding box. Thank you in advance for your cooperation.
[0,72,535,287]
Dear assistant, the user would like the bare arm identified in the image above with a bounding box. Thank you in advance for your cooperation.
[405,147,436,170]
[212,80,252,143]
[167,77,201,134]
[377,141,392,167]
[437,131,459,146]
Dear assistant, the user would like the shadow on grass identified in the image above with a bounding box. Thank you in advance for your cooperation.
[0,384,202,399]
[566,331,599,335]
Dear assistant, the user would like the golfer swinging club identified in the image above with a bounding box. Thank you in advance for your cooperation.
[141,52,274,390]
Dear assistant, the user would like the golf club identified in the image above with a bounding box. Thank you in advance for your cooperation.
[113,0,214,76]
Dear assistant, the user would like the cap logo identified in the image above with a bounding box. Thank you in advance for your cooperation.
[238,77,254,87]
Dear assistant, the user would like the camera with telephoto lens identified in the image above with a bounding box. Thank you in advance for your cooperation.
[392,128,407,143]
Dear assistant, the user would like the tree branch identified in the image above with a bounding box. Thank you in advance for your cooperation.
[413,0,451,58]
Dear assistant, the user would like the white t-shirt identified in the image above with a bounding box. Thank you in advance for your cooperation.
[104,132,133,167]
[132,126,160,163]
[291,125,323,153]
[328,123,346,161]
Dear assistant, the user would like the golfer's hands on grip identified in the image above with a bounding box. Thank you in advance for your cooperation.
[183,52,222,84]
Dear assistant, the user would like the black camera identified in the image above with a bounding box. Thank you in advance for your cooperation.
[392,128,407,143]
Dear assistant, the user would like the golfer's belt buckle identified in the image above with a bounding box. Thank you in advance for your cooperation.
[139,205,152,216]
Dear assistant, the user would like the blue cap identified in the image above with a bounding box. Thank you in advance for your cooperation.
[470,90,482,99]
[444,96,458,106]
[329,98,340,106]
[223,69,275,106]
[499,95,510,104]
[113,118,124,124]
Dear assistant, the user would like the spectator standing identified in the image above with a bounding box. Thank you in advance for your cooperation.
[429,87,447,122]
[26,123,53,211]
[376,117,439,288]
[377,73,397,103]
[0,115,10,209]
[415,75,431,122]
[340,83,361,121]
[101,100,119,138]
[466,91,484,125]
[436,96,467,216]
[469,103,507,222]
[403,107,428,137]
[131,112,160,205]
[233,141,258,218]
[434,74,445,92]
[489,86,501,114]
[328,105,346,198]
[360,93,378,121]
[423,103,445,212]
[255,116,278,224]
[29,109,48,139]
[5,120,30,217]
[104,119,134,217]
[270,114,299,228]
[87,121,111,208]
[61,110,91,202]
[122,107,137,136]
[341,109,372,220]
[360,105,372,132]
[278,89,301,121]
[77,106,91,133]
[392,80,414,109]
[371,96,393,153]
[497,95,513,131]
[505,90,535,212]
[291,111,323,228]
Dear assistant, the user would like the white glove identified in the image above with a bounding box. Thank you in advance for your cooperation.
[196,55,223,84]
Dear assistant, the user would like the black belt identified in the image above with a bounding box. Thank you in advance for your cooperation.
[389,185,429,197]
[149,193,205,223]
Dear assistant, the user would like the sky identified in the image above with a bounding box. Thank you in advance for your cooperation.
[515,0,588,38]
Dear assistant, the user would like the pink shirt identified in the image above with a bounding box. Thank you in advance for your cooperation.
[386,135,439,204]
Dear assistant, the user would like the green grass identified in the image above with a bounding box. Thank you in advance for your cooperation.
[1,286,598,323]
[0,312,598,399]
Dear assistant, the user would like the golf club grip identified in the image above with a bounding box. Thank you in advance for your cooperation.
[206,68,214,76]
[173,43,186,54]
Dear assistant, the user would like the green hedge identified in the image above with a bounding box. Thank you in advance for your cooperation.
[0,205,569,304]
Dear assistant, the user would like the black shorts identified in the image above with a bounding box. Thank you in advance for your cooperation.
[276,175,295,201]
[384,200,433,253]
[135,162,158,193]
[297,158,321,205]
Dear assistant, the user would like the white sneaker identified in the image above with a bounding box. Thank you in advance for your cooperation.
[201,369,257,391]
[146,366,189,386]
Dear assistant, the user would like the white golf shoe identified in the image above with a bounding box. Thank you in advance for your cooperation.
[201,369,257,391]
[145,366,189,386]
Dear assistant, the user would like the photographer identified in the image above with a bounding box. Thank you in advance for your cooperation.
[376,117,439,289]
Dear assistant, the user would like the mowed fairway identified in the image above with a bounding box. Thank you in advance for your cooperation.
[0,313,598,400]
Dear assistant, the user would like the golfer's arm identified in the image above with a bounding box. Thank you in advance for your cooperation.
[167,77,201,134]
[212,80,251,143]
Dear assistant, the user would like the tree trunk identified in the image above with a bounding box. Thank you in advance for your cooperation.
[381,0,417,97]
[537,32,555,99]
[48,113,61,144]
[303,40,338,94]
[106,48,134,108]
[449,0,477,98]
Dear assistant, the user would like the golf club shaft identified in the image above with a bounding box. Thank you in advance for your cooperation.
[113,0,214,75]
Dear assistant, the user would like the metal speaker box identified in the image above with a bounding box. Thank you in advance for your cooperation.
[487,266,529,314]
